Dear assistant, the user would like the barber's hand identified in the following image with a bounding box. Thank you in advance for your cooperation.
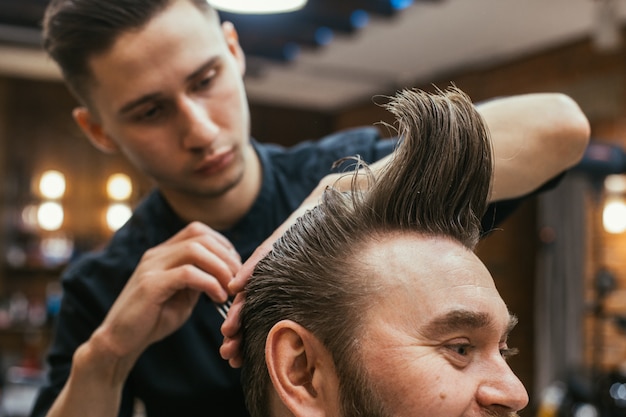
[220,199,320,368]
[220,172,363,367]
[220,169,390,367]
[219,170,373,367]
[220,239,273,368]
[95,221,241,366]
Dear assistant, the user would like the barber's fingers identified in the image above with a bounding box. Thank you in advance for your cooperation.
[220,291,245,367]
[137,240,240,303]
[130,261,232,323]
[229,200,319,293]
[229,242,272,293]
[171,263,230,304]
[105,264,226,354]
[151,222,242,282]
[220,335,244,368]
[165,221,241,275]
[220,212,297,368]
[166,221,234,251]
[159,245,236,303]
[221,292,244,337]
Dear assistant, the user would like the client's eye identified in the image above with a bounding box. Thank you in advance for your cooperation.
[500,346,519,360]
[448,343,473,356]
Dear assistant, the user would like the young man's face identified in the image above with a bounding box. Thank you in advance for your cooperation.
[338,235,529,417]
[78,0,254,204]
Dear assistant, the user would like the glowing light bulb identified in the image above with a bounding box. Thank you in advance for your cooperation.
[106,203,132,232]
[603,198,626,234]
[39,170,66,199]
[37,202,64,231]
[107,173,133,201]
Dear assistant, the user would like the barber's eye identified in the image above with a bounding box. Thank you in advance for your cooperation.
[194,69,217,92]
[196,77,212,90]
[131,104,163,123]
[142,106,161,120]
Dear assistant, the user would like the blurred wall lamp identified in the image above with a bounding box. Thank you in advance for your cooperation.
[603,174,626,234]
[36,169,65,232]
[15,169,75,267]
[105,173,133,232]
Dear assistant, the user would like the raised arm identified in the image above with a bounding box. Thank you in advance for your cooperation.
[368,92,590,202]
[479,92,590,201]
[312,93,590,203]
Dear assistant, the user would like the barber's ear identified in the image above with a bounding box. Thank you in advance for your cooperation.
[73,107,120,154]
[221,21,246,76]
[266,320,340,417]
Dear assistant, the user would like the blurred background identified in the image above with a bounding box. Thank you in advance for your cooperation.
[0,0,625,416]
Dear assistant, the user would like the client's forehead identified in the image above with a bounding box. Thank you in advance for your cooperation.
[360,233,484,287]
[357,233,507,328]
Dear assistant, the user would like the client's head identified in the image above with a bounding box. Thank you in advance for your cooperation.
[241,87,529,417]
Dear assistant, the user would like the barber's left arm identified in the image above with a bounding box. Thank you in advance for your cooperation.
[477,92,590,201]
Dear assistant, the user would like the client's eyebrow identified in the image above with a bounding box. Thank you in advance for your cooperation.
[421,309,518,339]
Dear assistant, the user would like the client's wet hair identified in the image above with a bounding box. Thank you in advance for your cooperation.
[241,86,493,417]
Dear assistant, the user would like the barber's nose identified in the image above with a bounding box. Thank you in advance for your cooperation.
[476,358,529,412]
[179,97,219,150]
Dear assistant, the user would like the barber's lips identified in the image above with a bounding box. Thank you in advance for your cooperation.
[195,149,235,176]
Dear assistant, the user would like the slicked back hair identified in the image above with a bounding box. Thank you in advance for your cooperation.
[42,0,216,107]
[240,86,493,417]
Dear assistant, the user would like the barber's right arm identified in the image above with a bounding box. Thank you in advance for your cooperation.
[44,222,241,417]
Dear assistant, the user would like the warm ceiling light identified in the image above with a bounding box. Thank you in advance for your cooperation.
[209,0,307,14]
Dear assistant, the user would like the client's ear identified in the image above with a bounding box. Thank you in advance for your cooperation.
[266,320,340,417]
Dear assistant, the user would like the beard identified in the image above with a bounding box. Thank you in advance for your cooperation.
[199,165,245,199]
[336,355,520,417]
[336,354,393,417]
[179,152,247,200]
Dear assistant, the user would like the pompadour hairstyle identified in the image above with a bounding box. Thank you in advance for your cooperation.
[240,86,493,417]
[42,0,215,106]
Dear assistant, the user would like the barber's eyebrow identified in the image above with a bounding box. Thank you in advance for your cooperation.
[117,56,220,116]
[184,56,220,84]
[421,309,518,339]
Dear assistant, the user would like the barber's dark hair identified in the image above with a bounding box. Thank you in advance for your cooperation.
[241,86,493,417]
[42,0,215,106]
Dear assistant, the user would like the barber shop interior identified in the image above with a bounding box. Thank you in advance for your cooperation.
[0,0,625,416]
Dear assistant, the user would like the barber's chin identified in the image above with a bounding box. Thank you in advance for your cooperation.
[204,168,246,199]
